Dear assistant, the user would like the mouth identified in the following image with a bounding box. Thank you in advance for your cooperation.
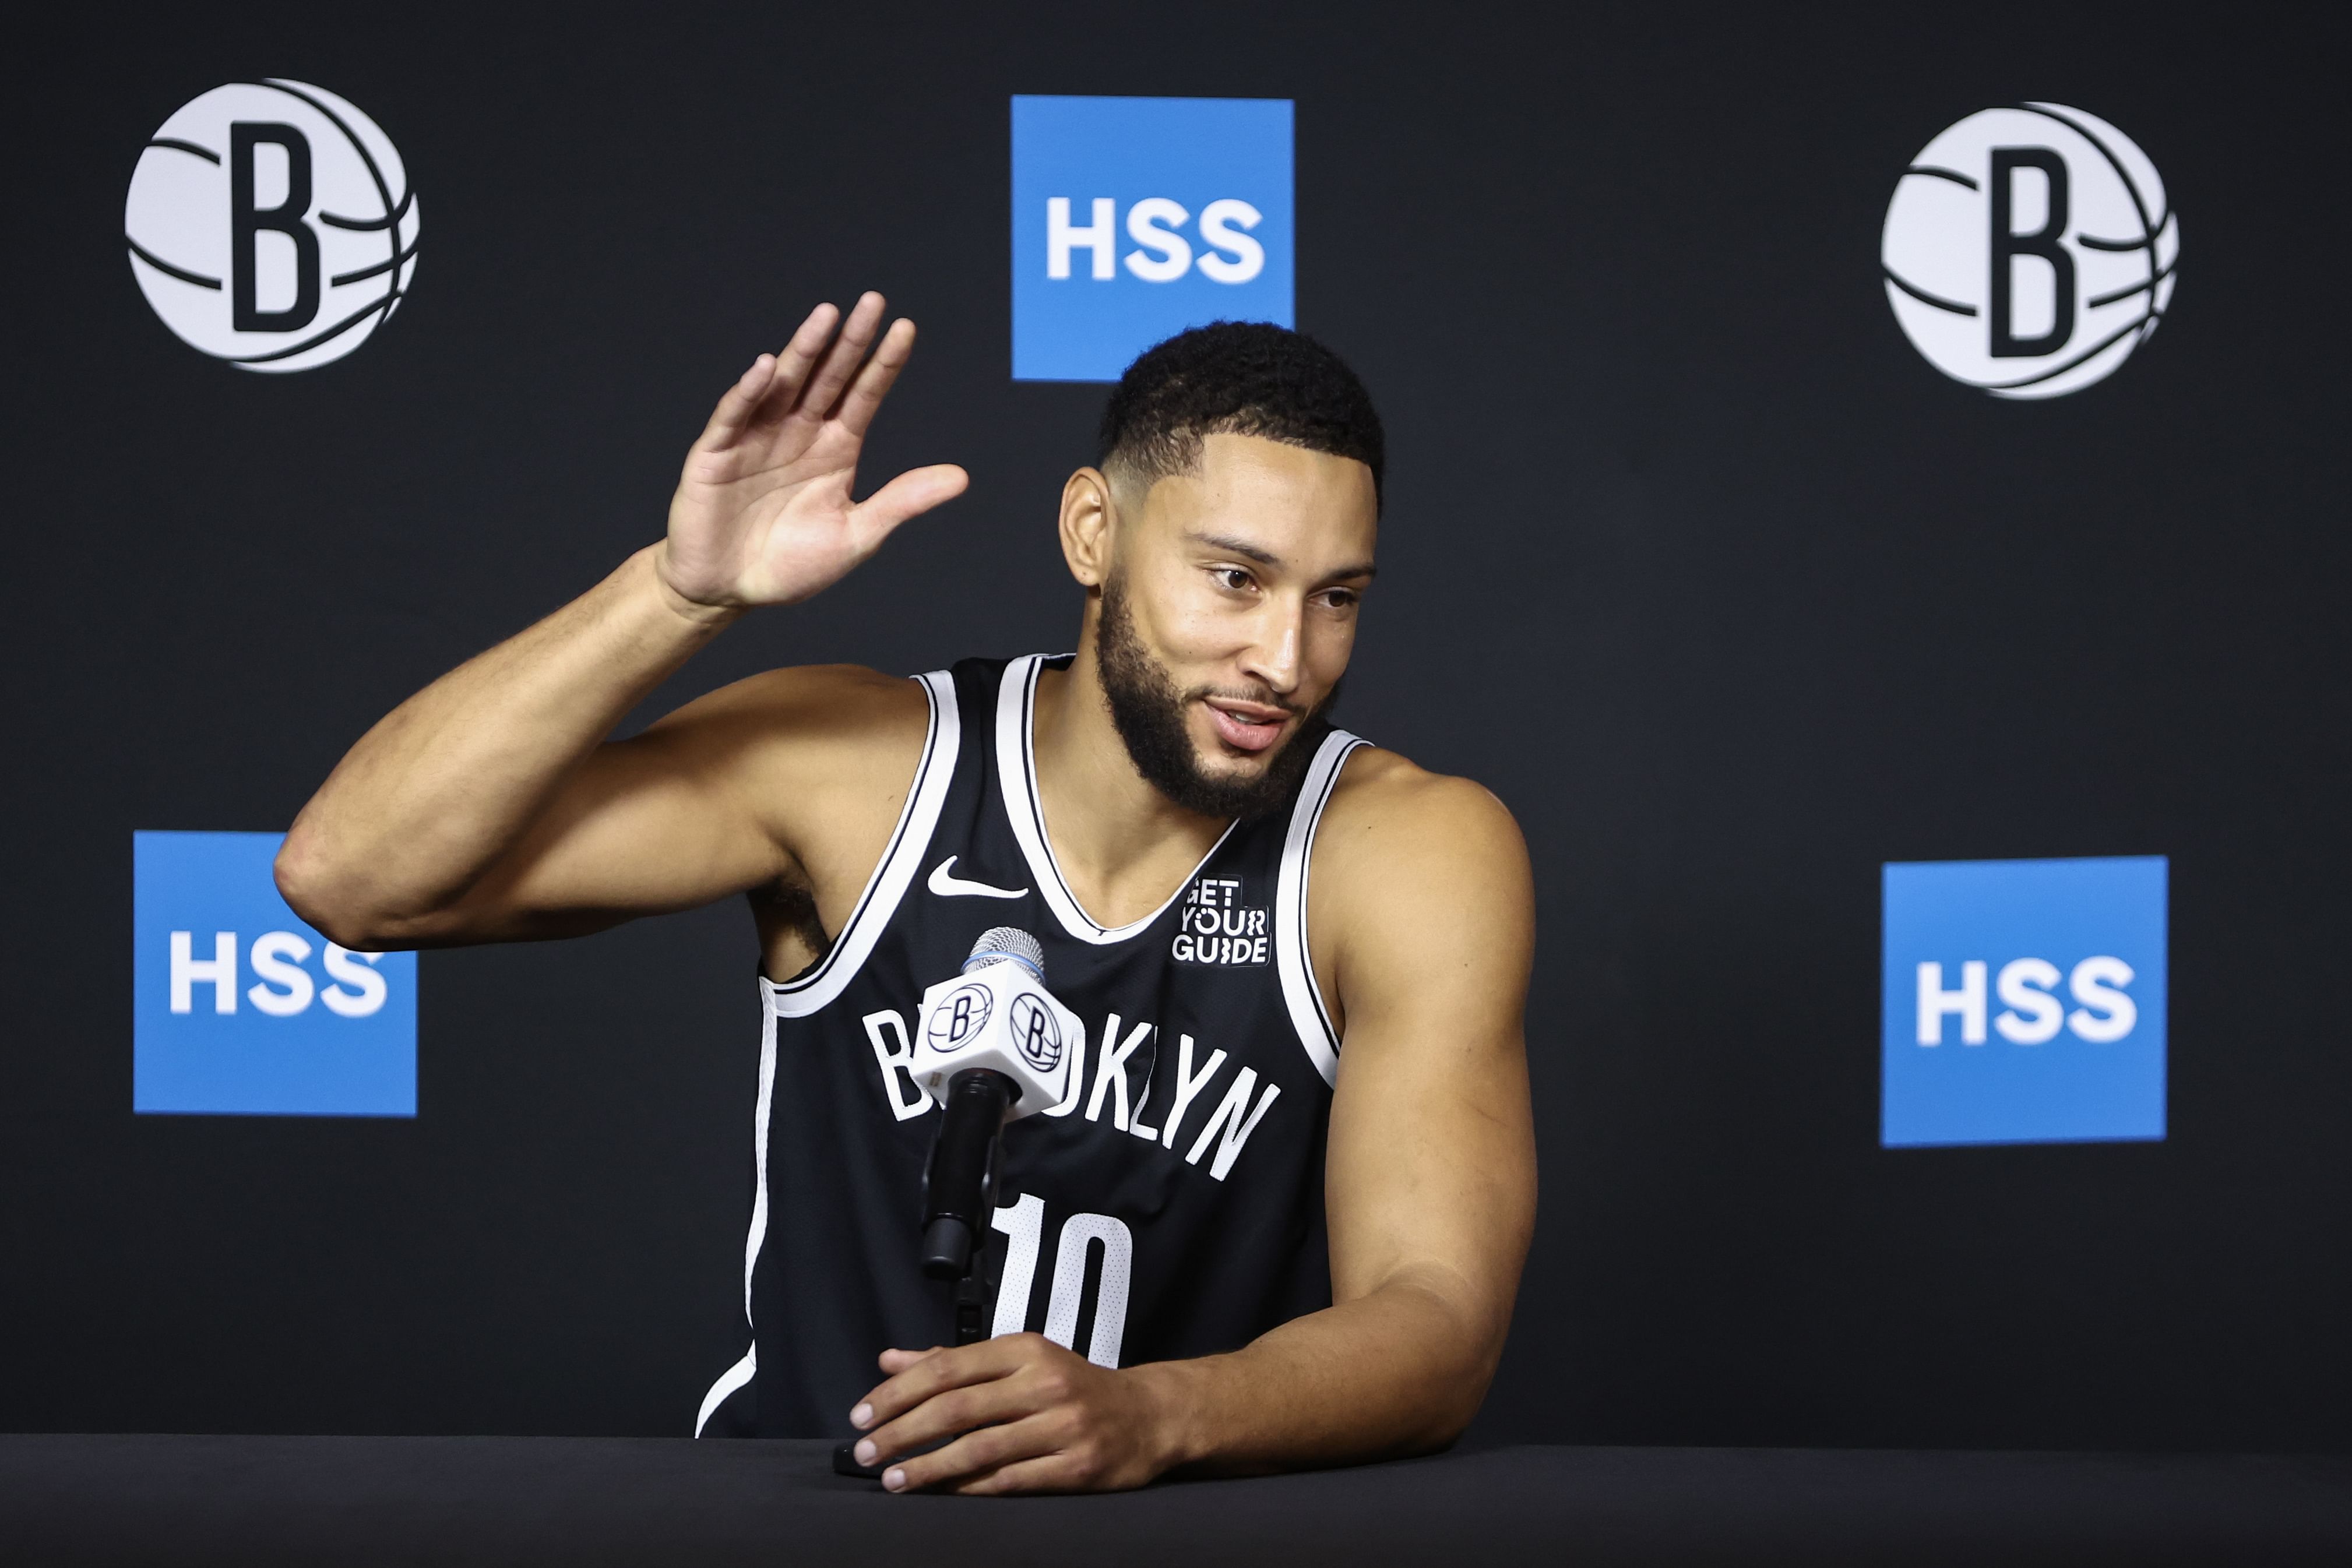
[1202,697,1292,755]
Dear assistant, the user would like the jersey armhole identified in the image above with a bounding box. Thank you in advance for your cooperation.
[762,670,960,1019]
[1273,731,1366,1089]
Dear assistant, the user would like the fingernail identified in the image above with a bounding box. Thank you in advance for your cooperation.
[882,1468,906,1492]
[850,1403,873,1429]
[854,1439,876,1466]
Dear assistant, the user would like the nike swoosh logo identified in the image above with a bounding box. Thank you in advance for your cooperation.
[927,857,1029,900]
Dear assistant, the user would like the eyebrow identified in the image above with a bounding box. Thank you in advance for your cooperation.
[1186,530,1378,582]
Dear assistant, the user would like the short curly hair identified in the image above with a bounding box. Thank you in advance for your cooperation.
[1097,321,1385,509]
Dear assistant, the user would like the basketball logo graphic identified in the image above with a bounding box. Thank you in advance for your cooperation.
[926,984,993,1052]
[1882,104,2175,399]
[1006,992,1063,1072]
[125,80,420,372]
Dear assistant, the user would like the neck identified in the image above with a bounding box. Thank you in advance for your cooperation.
[1030,632,1231,930]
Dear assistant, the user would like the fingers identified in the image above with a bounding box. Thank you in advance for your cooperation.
[879,1412,1066,1495]
[943,1453,1082,1497]
[848,464,969,551]
[854,1337,1020,1433]
[858,1384,1037,1474]
[850,1346,941,1428]
[856,1355,1050,1465]
[692,302,837,450]
[835,318,917,439]
[791,291,888,425]
[693,353,777,446]
[693,293,914,457]
[758,301,844,421]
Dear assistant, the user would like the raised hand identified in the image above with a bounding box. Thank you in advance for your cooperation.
[657,293,969,612]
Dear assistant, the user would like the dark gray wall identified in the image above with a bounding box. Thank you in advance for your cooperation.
[3,1,2347,1449]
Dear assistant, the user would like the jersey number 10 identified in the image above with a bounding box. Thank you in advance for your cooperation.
[990,1195,1133,1368]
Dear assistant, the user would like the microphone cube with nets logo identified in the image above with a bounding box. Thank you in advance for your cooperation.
[911,957,1082,1118]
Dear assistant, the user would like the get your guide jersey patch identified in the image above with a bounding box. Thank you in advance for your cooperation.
[1171,876,1270,967]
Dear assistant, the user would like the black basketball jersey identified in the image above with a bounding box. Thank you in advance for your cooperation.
[695,653,1366,1439]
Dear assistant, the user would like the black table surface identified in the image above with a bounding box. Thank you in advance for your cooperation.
[4,1434,2350,1567]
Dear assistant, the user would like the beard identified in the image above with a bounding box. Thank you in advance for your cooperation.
[1094,573,1340,822]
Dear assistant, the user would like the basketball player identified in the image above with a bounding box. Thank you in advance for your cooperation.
[277,294,1536,1494]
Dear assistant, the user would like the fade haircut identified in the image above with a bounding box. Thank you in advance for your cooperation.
[1097,321,1385,510]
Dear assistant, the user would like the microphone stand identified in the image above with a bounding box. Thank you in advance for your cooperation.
[832,1067,1010,1478]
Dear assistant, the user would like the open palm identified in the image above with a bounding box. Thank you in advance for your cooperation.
[659,293,968,609]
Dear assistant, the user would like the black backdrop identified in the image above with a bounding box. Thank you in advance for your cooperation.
[3,1,2347,1451]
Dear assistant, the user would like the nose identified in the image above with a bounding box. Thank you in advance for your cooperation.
[1242,595,1305,698]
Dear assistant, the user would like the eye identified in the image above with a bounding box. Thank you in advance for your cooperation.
[1316,587,1361,611]
[1209,566,1255,593]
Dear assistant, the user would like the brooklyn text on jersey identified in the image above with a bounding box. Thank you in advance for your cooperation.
[696,654,1366,1439]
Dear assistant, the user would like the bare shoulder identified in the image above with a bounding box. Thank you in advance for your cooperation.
[629,663,927,776]
[643,661,928,744]
[1315,745,1530,890]
[622,663,931,859]
[1307,746,1534,1028]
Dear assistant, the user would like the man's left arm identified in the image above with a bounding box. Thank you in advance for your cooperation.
[846,759,1537,1493]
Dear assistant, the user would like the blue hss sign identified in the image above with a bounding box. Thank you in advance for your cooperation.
[133,831,417,1116]
[1011,95,1294,382]
[1881,856,2167,1147]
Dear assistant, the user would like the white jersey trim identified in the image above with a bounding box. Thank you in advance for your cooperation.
[1274,730,1365,1088]
[763,670,960,1019]
[699,945,783,1435]
[711,669,953,1432]
[743,999,779,1327]
[694,1347,755,1437]
[997,654,1238,946]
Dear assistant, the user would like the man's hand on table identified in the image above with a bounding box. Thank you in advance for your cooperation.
[848,1334,1188,1494]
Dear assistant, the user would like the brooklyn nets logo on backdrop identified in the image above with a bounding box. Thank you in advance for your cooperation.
[125,81,420,372]
[1882,104,2175,399]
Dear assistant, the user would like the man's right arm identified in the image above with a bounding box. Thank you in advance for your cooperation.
[276,293,966,950]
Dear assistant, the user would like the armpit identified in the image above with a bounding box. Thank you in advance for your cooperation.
[751,873,834,983]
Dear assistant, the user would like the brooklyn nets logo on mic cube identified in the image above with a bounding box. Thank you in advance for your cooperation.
[1882,103,2176,400]
[125,80,421,372]
[925,978,1069,1074]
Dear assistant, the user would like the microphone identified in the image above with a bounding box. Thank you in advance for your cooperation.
[833,929,1085,1478]
[908,927,1080,1282]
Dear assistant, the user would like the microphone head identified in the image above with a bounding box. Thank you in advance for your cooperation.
[964,926,1044,981]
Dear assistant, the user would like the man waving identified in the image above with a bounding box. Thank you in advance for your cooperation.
[279,294,1536,1493]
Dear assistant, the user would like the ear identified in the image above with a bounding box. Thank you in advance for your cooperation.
[1058,467,1117,589]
